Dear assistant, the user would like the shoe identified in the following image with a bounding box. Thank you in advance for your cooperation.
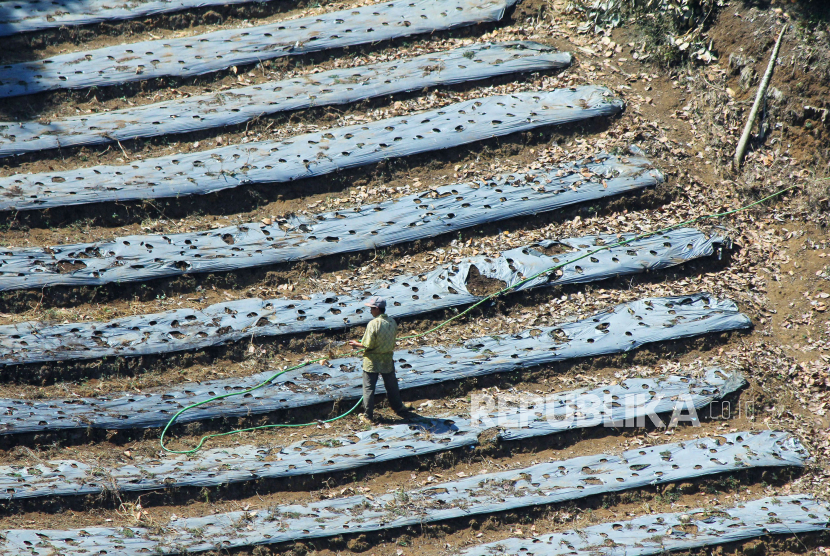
[358,414,375,425]
[393,403,414,416]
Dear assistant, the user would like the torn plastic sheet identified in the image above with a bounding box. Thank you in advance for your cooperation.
[0,0,519,97]
[0,42,571,158]
[0,151,660,291]
[0,432,807,556]
[0,0,272,37]
[0,294,751,435]
[459,495,830,556]
[0,369,744,500]
[0,88,623,212]
[0,228,722,366]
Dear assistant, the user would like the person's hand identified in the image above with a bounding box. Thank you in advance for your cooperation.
[348,340,362,348]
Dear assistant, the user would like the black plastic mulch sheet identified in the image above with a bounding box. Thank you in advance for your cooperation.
[0,151,661,290]
[0,0,518,97]
[0,42,571,158]
[0,0,271,36]
[0,369,743,500]
[0,432,808,555]
[0,228,723,366]
[0,294,751,435]
[459,495,830,556]
[0,88,623,211]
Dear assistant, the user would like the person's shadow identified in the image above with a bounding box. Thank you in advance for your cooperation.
[376,413,455,432]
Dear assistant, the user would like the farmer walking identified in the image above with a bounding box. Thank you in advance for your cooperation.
[348,296,412,424]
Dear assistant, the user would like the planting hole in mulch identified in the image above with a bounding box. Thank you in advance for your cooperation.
[465,265,507,297]
[538,242,574,256]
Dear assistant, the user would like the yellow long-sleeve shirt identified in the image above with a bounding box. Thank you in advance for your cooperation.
[360,313,397,374]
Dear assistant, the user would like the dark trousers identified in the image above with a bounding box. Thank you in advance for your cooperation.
[362,371,404,417]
